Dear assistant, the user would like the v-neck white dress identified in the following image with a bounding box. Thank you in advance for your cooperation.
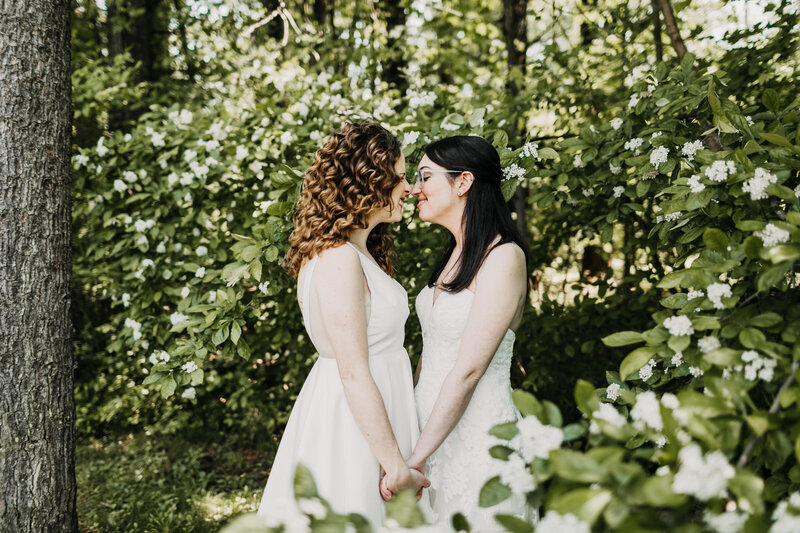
[414,284,528,531]
[258,243,422,528]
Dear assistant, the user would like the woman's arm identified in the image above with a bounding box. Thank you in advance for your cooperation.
[413,356,422,387]
[315,245,429,493]
[407,243,526,470]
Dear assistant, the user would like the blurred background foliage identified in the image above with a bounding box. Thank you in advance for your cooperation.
[70,0,799,529]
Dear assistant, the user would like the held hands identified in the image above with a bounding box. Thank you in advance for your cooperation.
[379,465,429,502]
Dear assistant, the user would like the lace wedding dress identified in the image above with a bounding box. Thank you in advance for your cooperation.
[258,243,422,528]
[414,285,529,531]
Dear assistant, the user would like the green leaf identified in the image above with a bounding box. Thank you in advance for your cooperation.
[265,245,280,262]
[601,331,644,347]
[386,489,427,527]
[620,347,658,381]
[739,327,766,349]
[705,348,741,366]
[250,260,262,282]
[750,312,783,328]
[693,316,721,330]
[550,488,613,525]
[658,270,688,289]
[478,476,512,507]
[630,475,687,507]
[511,390,543,419]
[759,132,793,149]
[240,245,261,262]
[231,321,242,345]
[451,513,471,532]
[762,88,779,112]
[494,515,533,533]
[745,412,770,436]
[729,469,764,515]
[161,377,176,399]
[550,450,605,483]
[758,263,789,292]
[538,147,558,160]
[575,379,600,415]
[293,463,318,498]
[190,368,204,385]
[768,245,800,264]
[489,422,519,441]
[703,228,729,253]
[668,335,691,353]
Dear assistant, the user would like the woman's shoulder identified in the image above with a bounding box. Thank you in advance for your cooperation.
[315,242,361,269]
[478,240,526,282]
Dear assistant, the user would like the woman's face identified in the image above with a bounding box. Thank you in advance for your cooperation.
[412,155,464,224]
[375,154,411,224]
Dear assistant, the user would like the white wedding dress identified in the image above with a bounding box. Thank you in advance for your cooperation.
[258,243,422,528]
[414,285,529,531]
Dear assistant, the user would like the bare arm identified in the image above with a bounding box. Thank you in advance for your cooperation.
[315,246,428,492]
[407,244,526,470]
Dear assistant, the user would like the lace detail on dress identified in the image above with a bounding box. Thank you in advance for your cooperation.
[414,286,528,531]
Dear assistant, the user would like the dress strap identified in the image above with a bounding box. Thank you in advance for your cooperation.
[301,256,320,348]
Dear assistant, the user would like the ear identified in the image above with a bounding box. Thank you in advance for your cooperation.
[456,171,475,197]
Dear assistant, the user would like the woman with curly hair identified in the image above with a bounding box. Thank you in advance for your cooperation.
[258,122,429,526]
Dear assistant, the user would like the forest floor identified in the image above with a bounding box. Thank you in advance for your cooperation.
[76,434,267,532]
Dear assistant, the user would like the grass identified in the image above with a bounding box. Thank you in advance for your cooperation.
[77,434,270,532]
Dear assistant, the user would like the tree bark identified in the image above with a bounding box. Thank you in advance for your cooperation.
[653,0,686,58]
[651,0,663,62]
[0,1,76,531]
[381,0,408,94]
[501,0,531,244]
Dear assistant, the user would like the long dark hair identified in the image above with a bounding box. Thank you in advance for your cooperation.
[425,135,528,292]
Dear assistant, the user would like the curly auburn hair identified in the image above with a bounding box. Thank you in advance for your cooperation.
[284,122,403,278]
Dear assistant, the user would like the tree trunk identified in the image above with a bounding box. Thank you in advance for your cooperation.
[381,0,408,94]
[653,0,686,58]
[0,1,76,532]
[501,0,531,244]
[651,0,663,62]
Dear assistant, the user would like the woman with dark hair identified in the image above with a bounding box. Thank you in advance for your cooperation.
[258,122,429,527]
[381,135,530,528]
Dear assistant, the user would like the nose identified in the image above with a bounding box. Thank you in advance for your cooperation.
[410,179,422,195]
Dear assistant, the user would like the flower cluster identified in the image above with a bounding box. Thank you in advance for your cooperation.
[698,336,721,353]
[741,350,777,382]
[182,361,198,373]
[148,351,170,365]
[687,174,705,193]
[742,167,777,201]
[181,387,196,400]
[502,163,526,182]
[613,185,625,198]
[624,137,643,154]
[610,118,623,130]
[606,383,621,401]
[756,223,790,247]
[408,90,436,109]
[681,140,704,161]
[536,511,591,533]
[672,444,735,500]
[704,511,748,533]
[631,391,663,430]
[511,415,564,462]
[639,358,656,381]
[704,160,736,182]
[402,131,420,147]
[170,311,190,325]
[663,315,694,336]
[519,142,538,159]
[707,283,732,310]
[124,317,143,341]
[496,454,536,495]
[573,154,584,168]
[650,146,669,168]
[771,493,800,533]
[591,402,626,431]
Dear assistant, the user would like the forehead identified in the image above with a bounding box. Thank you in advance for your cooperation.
[418,154,445,170]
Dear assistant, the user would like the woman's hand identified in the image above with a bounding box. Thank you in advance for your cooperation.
[379,467,430,501]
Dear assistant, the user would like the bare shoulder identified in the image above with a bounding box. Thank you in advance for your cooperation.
[483,241,526,272]
[314,243,363,281]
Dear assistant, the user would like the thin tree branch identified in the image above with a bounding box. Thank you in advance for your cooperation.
[651,0,663,62]
[653,0,687,58]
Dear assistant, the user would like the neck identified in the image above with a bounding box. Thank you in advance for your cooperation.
[439,205,466,251]
[348,220,378,251]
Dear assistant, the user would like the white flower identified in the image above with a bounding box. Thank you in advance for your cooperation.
[74,154,90,167]
[631,391,663,430]
[96,137,109,157]
[156,241,166,254]
[707,283,732,310]
[181,387,196,400]
[663,315,694,336]
[208,291,217,303]
[121,293,131,307]
[756,223,790,247]
[610,163,622,175]
[170,312,189,325]
[610,118,623,130]
[235,145,249,160]
[402,131,420,147]
[613,186,625,198]
[672,444,734,500]
[195,245,208,257]
[593,403,626,427]
[496,454,536,495]
[512,415,564,462]
[297,497,327,519]
[624,137,643,153]
[698,336,721,354]
[795,184,800,198]
[742,167,778,201]
[639,359,655,381]
[772,493,800,533]
[628,93,641,109]
[606,383,621,401]
[150,130,165,147]
[259,281,271,294]
[124,318,142,341]
[687,174,706,193]
[582,188,594,197]
[141,259,154,269]
[180,172,193,186]
[655,435,667,448]
[682,140,704,161]
[408,90,436,109]
[705,160,736,182]
[181,287,190,299]
[113,179,127,193]
[650,146,669,168]
[573,154,584,168]
[502,163,526,182]
[663,211,682,222]
[661,393,680,409]
[182,361,198,373]
[536,511,591,533]
[688,290,704,300]
[440,120,459,131]
[520,142,539,158]
[184,149,197,162]
[671,352,684,366]
[195,267,206,278]
[689,366,704,377]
